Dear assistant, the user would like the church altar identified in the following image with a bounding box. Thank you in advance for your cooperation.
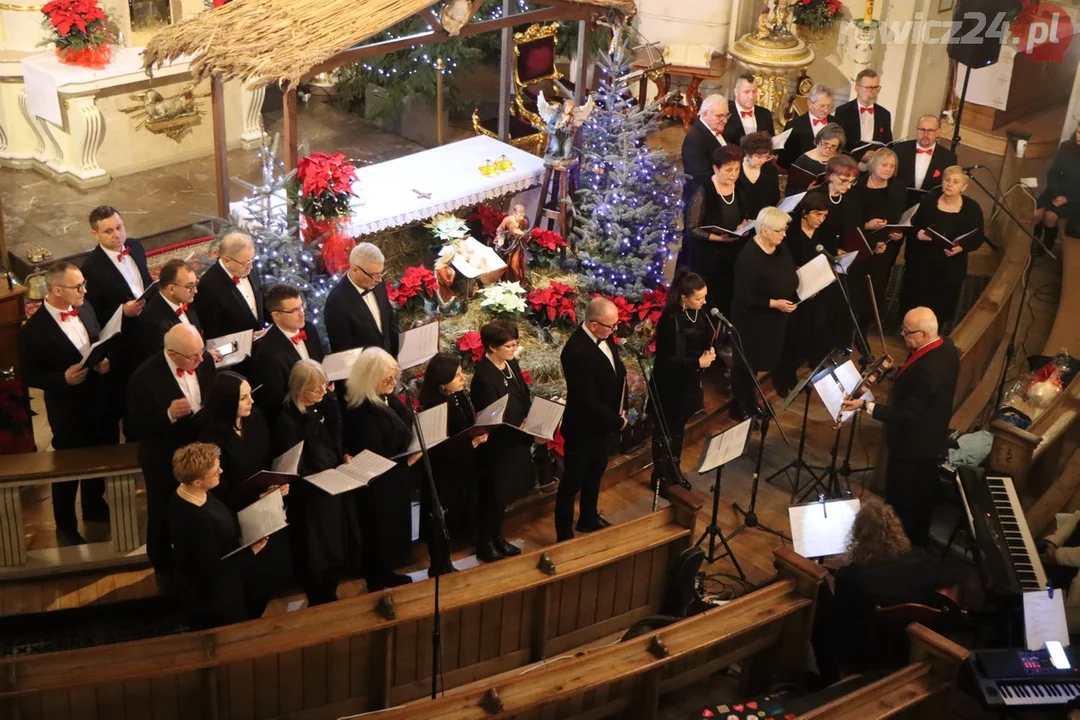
[232,136,547,236]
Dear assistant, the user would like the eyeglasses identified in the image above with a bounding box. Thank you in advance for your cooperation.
[168,348,204,361]
[58,282,88,292]
[820,143,841,152]
[834,176,857,186]
[858,85,881,91]
[353,265,385,281]
[381,373,401,384]
[171,281,198,291]
[274,305,305,314]
[305,382,330,394]
[916,127,938,134]
[592,320,617,330]
[500,341,519,350]
[224,255,255,268]
[899,327,923,337]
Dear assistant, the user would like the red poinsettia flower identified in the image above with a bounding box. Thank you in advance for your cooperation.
[529,227,568,254]
[547,427,565,457]
[466,204,507,240]
[521,368,533,386]
[637,285,668,325]
[387,265,438,307]
[42,0,106,37]
[592,293,637,326]
[526,282,577,324]
[456,331,485,363]
[296,152,358,198]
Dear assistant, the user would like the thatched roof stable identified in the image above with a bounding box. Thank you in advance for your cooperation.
[143,0,634,89]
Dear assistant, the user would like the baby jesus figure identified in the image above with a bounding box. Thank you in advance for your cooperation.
[494,203,529,285]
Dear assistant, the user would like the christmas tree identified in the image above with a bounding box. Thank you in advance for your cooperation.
[572,24,682,302]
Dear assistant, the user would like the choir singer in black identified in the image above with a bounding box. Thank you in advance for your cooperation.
[191,232,267,343]
[851,147,907,334]
[200,371,273,511]
[729,207,799,421]
[842,307,959,546]
[650,268,715,496]
[556,297,627,541]
[135,259,207,363]
[737,131,781,221]
[324,242,400,355]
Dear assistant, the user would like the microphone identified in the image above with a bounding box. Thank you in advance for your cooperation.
[815,244,841,263]
[961,164,982,172]
[709,308,731,327]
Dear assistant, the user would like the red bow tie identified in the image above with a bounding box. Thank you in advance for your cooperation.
[231,275,241,285]
[176,368,194,378]
[116,246,130,262]
[291,330,307,345]
[916,147,933,155]
[176,303,188,317]
[859,105,874,115]
[740,110,753,119]
[812,117,827,127]
[60,308,79,321]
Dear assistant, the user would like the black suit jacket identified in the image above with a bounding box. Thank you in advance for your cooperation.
[893,140,958,205]
[722,101,774,145]
[324,276,400,356]
[18,303,110,446]
[559,327,627,446]
[681,119,723,208]
[135,291,205,363]
[250,324,325,427]
[780,112,836,169]
[871,337,959,460]
[126,352,216,487]
[834,100,893,152]
[190,262,265,341]
[82,242,153,325]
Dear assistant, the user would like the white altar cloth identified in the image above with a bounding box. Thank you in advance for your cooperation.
[21,46,193,126]
[231,136,546,237]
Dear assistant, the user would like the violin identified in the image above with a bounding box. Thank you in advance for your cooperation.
[835,353,895,426]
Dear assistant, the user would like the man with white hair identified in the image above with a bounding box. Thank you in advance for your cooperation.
[127,323,216,586]
[842,307,959,547]
[681,94,730,203]
[780,83,835,168]
[191,231,267,342]
[324,242,400,356]
[556,296,628,541]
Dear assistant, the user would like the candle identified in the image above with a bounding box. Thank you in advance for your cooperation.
[864,0,873,24]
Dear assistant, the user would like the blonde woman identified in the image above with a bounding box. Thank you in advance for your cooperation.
[343,348,420,591]
[850,146,908,330]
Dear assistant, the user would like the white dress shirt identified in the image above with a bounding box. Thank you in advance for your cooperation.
[165,350,202,420]
[348,275,383,332]
[735,104,758,135]
[278,324,310,361]
[913,145,934,189]
[219,260,258,317]
[858,103,875,142]
[701,118,726,146]
[162,293,192,325]
[582,323,615,371]
[43,300,90,352]
[101,245,145,298]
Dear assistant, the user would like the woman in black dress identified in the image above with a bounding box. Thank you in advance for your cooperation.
[470,321,534,562]
[167,442,291,628]
[200,371,273,512]
[651,268,716,494]
[787,123,845,194]
[737,131,781,220]
[1034,125,1080,251]
[851,147,907,334]
[905,165,985,326]
[276,358,360,605]
[686,145,752,316]
[343,348,418,591]
[418,352,488,575]
[729,206,799,420]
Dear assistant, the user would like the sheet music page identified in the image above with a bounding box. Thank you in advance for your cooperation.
[80,306,124,361]
[303,468,358,495]
[788,498,861,558]
[521,397,565,440]
[834,250,858,274]
[322,347,364,381]
[771,127,793,150]
[225,489,288,557]
[812,371,849,423]
[697,418,752,474]
[475,394,509,426]
[208,329,254,368]
[271,441,303,475]
[778,191,806,214]
[338,449,397,485]
[1024,590,1071,650]
[401,402,449,455]
[796,254,836,302]
[397,321,440,370]
[899,204,919,225]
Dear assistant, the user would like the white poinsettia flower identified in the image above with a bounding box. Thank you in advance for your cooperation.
[424,213,470,241]
[478,281,527,314]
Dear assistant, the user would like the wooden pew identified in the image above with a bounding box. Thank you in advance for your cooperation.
[0,501,698,720]
[797,624,970,719]
[344,547,827,720]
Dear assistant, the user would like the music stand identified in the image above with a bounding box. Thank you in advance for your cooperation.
[692,418,754,579]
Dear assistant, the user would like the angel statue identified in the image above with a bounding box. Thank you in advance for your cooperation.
[535,91,596,166]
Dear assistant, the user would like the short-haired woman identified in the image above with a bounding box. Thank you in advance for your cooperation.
[737,131,781,220]
[275,359,360,605]
[344,348,419,590]
[787,123,846,194]
[729,207,799,420]
[904,165,985,325]
[470,321,535,562]
[200,371,273,511]
[686,144,753,316]
[650,267,715,494]
[167,442,292,628]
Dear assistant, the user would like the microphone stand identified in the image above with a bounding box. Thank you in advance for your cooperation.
[630,347,688,513]
[819,249,873,362]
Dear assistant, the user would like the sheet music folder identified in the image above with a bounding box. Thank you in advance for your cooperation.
[696,418,753,474]
[788,497,860,558]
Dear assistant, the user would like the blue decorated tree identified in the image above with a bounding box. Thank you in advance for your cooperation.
[572,24,682,301]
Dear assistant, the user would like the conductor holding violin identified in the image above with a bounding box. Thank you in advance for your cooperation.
[841,307,958,547]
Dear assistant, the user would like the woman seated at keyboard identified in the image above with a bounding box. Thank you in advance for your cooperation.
[1040,511,1080,631]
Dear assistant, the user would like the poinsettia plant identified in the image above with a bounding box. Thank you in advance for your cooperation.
[636,285,667,326]
[547,426,565,458]
[792,0,845,31]
[528,227,568,269]
[466,204,506,240]
[527,281,577,328]
[41,0,111,68]
[456,330,485,367]
[287,152,358,221]
[478,281,528,318]
[387,265,439,310]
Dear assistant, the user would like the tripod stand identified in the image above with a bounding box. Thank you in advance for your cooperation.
[731,412,791,542]
[839,409,873,481]
[693,420,754,579]
[631,347,690,512]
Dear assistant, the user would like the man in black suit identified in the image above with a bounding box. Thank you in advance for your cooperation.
[250,284,325,429]
[18,262,114,545]
[678,94,731,266]
[126,324,215,583]
[324,242,400,356]
[135,259,206,362]
[723,73,775,146]
[780,83,835,168]
[556,297,627,541]
[842,307,959,546]
[834,69,893,161]
[893,115,957,207]
[191,231,267,342]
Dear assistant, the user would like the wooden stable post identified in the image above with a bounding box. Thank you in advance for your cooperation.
[574,19,588,106]
[211,74,229,218]
[283,86,300,171]
[497,0,512,142]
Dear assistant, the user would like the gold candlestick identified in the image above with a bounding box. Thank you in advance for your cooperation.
[434,58,445,147]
